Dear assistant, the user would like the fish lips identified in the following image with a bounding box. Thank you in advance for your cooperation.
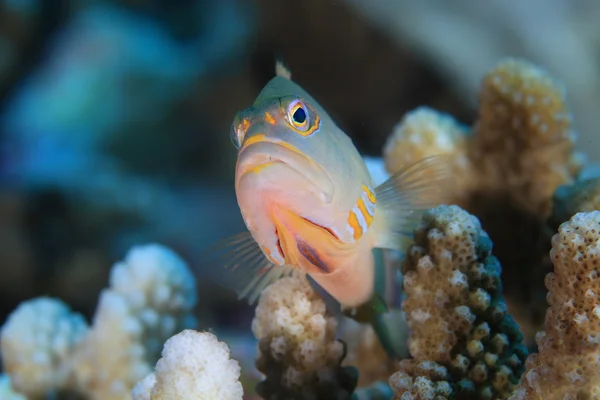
[236,140,334,204]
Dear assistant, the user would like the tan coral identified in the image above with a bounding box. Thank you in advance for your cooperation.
[401,206,481,364]
[511,211,600,400]
[472,59,583,215]
[383,58,585,345]
[251,271,357,399]
[384,107,474,203]
[391,205,526,399]
[389,361,452,399]
[383,58,583,218]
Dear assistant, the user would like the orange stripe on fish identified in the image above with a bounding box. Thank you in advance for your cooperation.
[363,184,376,205]
[301,216,340,240]
[361,185,376,218]
[264,112,276,125]
[242,134,267,148]
[348,210,363,240]
[240,135,324,177]
[357,197,373,227]
[241,117,251,131]
[242,134,302,156]
[247,161,277,174]
[261,244,279,264]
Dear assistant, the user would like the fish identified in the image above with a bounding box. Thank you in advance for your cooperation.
[203,61,450,313]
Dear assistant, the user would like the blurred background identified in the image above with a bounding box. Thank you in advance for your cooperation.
[0,0,599,395]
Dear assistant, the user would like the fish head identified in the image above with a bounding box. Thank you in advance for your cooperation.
[230,76,368,266]
[232,77,344,208]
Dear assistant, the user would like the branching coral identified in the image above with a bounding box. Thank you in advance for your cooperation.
[383,108,474,205]
[383,58,585,341]
[251,271,358,399]
[2,56,598,400]
[389,205,527,399]
[0,243,197,400]
[0,297,88,398]
[384,57,583,226]
[132,329,244,400]
[511,211,600,399]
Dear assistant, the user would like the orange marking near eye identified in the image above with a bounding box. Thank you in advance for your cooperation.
[240,117,251,132]
[283,102,321,137]
[348,211,362,240]
[303,114,320,136]
[357,198,373,227]
[363,185,376,204]
[264,112,276,125]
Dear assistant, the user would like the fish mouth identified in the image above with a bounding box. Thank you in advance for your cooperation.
[237,138,334,204]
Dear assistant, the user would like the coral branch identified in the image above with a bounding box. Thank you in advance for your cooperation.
[383,58,585,343]
[251,271,358,399]
[389,205,527,399]
[511,211,600,399]
[0,244,197,400]
[132,329,244,400]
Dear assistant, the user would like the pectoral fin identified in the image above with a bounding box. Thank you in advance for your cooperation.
[198,231,295,304]
[373,155,453,251]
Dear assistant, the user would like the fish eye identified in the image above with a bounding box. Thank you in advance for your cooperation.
[292,106,306,124]
[287,100,309,131]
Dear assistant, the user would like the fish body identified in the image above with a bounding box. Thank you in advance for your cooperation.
[206,62,449,309]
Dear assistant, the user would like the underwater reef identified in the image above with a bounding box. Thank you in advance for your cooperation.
[2,58,600,399]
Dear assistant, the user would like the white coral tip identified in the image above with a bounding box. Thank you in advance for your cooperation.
[135,329,243,400]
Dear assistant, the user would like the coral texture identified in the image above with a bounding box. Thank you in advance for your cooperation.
[70,243,198,399]
[389,205,527,399]
[132,329,244,400]
[384,59,582,218]
[383,107,474,205]
[511,211,600,399]
[383,58,585,342]
[251,271,358,399]
[0,297,88,398]
[0,243,197,400]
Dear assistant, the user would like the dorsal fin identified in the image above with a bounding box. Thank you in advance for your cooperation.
[275,58,292,79]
